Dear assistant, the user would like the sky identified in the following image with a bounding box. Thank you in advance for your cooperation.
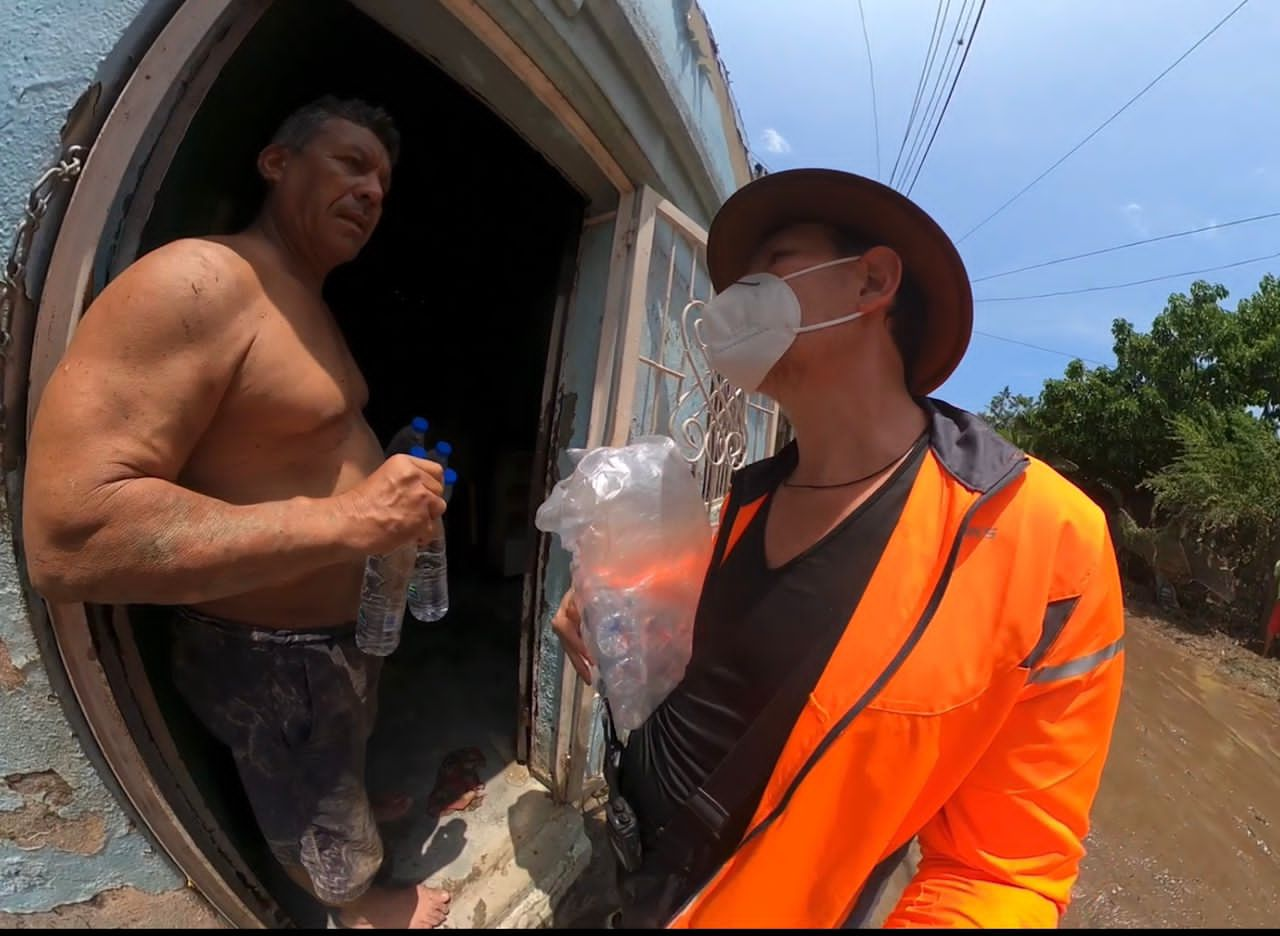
[698,0,1280,413]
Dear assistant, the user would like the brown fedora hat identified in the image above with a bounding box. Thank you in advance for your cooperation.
[706,168,973,395]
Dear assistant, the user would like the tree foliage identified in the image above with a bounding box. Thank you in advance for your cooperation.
[1016,279,1280,498]
[984,275,1280,620]
[980,386,1037,449]
[1143,408,1280,568]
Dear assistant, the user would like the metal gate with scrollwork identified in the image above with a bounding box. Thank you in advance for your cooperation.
[562,187,782,800]
[606,188,779,520]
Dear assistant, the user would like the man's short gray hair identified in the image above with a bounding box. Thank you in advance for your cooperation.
[270,95,400,166]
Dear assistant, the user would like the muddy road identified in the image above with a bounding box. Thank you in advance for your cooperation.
[1065,611,1280,927]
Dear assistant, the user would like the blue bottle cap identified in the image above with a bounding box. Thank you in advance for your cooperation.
[409,445,428,459]
[411,416,429,433]
[435,441,453,457]
[444,468,458,485]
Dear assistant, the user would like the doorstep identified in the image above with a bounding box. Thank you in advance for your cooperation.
[385,759,591,929]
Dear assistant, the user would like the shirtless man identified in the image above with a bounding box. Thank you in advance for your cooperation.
[23,97,450,928]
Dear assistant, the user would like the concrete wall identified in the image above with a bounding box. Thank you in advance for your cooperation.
[0,491,180,912]
[0,0,188,916]
[1,0,150,248]
[615,0,749,199]
[484,0,750,227]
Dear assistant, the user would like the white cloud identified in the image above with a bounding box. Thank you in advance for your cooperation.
[1122,202,1150,236]
[761,128,791,155]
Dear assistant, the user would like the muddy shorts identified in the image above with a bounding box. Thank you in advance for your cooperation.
[170,607,383,905]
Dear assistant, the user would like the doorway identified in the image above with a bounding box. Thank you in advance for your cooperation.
[100,0,584,923]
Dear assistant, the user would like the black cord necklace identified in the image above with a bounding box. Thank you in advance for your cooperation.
[783,434,925,491]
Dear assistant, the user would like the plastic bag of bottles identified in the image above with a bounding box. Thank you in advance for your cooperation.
[535,436,713,730]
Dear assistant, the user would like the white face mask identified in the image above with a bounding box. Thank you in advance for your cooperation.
[697,255,866,392]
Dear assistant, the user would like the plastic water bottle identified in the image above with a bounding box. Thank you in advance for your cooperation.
[426,441,452,469]
[386,416,428,457]
[408,467,456,623]
[356,443,431,656]
[406,443,451,620]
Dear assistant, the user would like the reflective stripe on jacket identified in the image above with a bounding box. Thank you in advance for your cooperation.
[668,399,1125,929]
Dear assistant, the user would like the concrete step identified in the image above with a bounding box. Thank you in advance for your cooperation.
[388,761,591,929]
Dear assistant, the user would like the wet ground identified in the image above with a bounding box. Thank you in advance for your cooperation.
[1065,610,1280,927]
[557,608,1280,928]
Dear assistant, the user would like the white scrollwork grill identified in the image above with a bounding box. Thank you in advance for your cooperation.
[627,209,779,511]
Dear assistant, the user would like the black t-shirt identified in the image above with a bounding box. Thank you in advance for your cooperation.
[619,434,928,849]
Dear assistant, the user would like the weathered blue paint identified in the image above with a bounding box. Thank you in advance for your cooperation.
[0,830,178,915]
[616,0,744,200]
[0,0,184,913]
[495,0,748,227]
[0,492,179,913]
[0,0,162,250]
[531,216,618,780]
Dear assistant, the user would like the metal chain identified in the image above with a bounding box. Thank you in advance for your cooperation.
[0,145,88,353]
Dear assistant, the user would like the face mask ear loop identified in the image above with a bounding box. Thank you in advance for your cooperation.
[779,253,863,283]
[793,308,868,334]
[782,254,868,335]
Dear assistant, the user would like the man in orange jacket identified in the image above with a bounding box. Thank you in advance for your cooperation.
[553,169,1124,928]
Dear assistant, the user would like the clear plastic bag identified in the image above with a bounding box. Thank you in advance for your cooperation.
[535,436,713,729]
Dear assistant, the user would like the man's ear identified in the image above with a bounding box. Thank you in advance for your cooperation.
[858,246,904,315]
[257,143,290,185]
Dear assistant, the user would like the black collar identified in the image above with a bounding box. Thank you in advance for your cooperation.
[731,397,1026,503]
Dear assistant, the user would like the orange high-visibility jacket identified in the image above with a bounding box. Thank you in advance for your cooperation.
[668,400,1125,929]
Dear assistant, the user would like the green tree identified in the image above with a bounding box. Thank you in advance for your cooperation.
[980,386,1038,449]
[1002,274,1280,623]
[1023,279,1280,501]
[1143,408,1280,570]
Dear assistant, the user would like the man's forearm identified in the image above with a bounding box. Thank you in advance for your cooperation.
[27,477,359,605]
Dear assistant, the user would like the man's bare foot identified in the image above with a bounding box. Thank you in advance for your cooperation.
[371,792,413,824]
[337,884,450,929]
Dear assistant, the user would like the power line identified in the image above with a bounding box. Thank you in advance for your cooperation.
[857,0,883,181]
[975,248,1280,302]
[973,329,1108,366]
[957,0,1252,244]
[896,0,969,189]
[905,0,989,196]
[973,210,1280,283]
[896,0,974,191]
[890,0,950,187]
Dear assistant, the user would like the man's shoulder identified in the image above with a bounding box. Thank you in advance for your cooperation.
[65,239,266,369]
[116,235,256,299]
[90,237,258,334]
[126,236,256,296]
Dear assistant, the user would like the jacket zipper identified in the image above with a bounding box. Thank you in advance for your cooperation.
[667,455,1030,925]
